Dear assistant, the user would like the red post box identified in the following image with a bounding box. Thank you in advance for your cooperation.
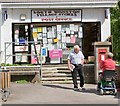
[98,49,107,64]
[93,42,111,83]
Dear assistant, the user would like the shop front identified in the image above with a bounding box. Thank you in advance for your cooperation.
[0,0,118,64]
[12,9,83,64]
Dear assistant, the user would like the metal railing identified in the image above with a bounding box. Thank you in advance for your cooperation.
[4,41,43,81]
[0,41,43,102]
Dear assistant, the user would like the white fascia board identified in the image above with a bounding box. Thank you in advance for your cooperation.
[1,1,118,9]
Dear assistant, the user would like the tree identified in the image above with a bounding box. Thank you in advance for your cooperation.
[111,1,120,61]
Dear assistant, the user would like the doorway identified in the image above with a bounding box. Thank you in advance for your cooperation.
[83,22,101,58]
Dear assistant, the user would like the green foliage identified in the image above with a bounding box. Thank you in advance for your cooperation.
[0,63,35,66]
[111,1,120,61]
[15,80,28,83]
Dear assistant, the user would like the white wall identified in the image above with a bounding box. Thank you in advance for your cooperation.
[12,8,31,23]
[101,9,111,41]
[1,9,13,64]
[82,8,111,41]
[0,8,111,64]
[0,5,2,64]
[1,8,31,64]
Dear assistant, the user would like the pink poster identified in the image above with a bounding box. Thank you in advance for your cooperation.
[31,52,37,64]
[70,36,76,43]
[49,49,62,58]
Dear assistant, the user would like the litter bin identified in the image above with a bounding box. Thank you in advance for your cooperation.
[0,68,11,102]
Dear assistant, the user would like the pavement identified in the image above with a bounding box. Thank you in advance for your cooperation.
[0,83,119,105]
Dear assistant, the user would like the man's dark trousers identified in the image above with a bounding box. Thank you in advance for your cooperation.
[71,64,84,88]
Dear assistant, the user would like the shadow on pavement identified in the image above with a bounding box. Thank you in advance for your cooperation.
[114,91,120,105]
[75,88,99,95]
[42,84,73,90]
[42,84,99,95]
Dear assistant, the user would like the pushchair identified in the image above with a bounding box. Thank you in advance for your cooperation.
[97,70,117,95]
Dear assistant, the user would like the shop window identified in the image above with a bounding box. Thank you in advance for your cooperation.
[31,23,83,64]
[13,24,30,64]
[12,23,83,64]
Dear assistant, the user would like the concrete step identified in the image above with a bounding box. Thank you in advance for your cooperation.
[42,73,72,77]
[42,69,70,74]
[42,64,68,67]
[41,80,73,84]
[42,77,80,81]
[10,71,39,75]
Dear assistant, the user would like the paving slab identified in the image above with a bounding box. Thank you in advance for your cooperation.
[1,83,120,105]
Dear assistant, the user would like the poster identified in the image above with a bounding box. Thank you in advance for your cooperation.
[70,24,74,31]
[74,25,79,31]
[43,38,47,44]
[48,39,53,44]
[33,28,37,32]
[50,58,60,63]
[31,44,40,52]
[57,42,62,48]
[19,37,25,44]
[43,33,47,38]
[53,38,58,43]
[66,28,70,34]
[38,33,42,40]
[57,32,61,40]
[31,52,46,64]
[78,32,83,38]
[33,32,38,38]
[70,36,76,43]
[25,25,28,32]
[15,30,19,34]
[78,27,83,38]
[57,25,62,32]
[49,49,62,58]
[66,36,70,43]
[41,47,47,57]
[62,43,66,49]
[15,53,28,62]
[47,44,54,50]
[42,27,47,33]
[62,36,66,43]
[38,27,42,32]
[15,45,28,52]
[47,31,53,38]
[52,26,56,38]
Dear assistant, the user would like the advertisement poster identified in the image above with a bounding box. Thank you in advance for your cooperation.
[41,47,47,57]
[15,53,28,62]
[49,49,62,58]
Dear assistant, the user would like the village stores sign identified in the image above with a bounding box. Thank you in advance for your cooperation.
[31,10,82,22]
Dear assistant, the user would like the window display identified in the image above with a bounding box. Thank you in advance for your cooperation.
[13,23,83,64]
[13,24,30,64]
[31,23,82,50]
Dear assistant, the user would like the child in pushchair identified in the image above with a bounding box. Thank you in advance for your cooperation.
[97,70,117,95]
[97,52,117,95]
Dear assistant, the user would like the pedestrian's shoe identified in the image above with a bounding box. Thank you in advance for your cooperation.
[81,87,86,91]
[73,87,79,91]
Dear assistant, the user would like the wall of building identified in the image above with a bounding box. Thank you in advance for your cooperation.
[0,8,111,64]
[0,5,2,64]
[82,8,111,41]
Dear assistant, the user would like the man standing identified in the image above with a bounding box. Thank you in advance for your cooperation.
[68,45,85,90]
